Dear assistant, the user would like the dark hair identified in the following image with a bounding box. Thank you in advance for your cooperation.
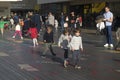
[47,24,53,29]
[63,29,69,35]
[74,28,81,34]
[30,22,36,28]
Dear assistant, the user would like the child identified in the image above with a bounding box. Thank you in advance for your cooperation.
[0,17,9,36]
[12,23,23,39]
[28,23,38,47]
[58,29,72,68]
[115,28,120,50]
[43,25,56,57]
[69,29,83,69]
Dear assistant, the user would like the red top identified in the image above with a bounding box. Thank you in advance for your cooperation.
[28,27,38,38]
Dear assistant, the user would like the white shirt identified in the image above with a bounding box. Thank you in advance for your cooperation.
[70,36,83,50]
[15,24,21,31]
[10,18,14,25]
[96,22,105,31]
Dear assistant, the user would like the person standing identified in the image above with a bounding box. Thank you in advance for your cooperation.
[60,12,65,32]
[103,6,114,48]
[48,12,55,26]
[70,12,76,31]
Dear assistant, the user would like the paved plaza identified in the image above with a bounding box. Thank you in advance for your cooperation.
[0,29,119,80]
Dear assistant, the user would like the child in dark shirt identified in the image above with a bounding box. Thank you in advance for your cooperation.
[43,25,56,57]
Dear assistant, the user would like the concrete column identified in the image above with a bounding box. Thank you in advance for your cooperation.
[0,2,11,16]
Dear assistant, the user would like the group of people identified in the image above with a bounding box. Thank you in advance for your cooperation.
[0,6,119,69]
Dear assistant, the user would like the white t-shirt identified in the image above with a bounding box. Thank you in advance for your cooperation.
[15,24,21,31]
[70,36,83,50]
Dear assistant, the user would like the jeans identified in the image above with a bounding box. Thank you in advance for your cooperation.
[60,21,64,31]
[72,50,80,66]
[105,26,113,44]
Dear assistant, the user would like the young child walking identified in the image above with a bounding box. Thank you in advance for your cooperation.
[12,23,23,39]
[28,23,38,47]
[58,29,72,68]
[69,29,83,69]
[43,25,56,57]
[0,17,9,37]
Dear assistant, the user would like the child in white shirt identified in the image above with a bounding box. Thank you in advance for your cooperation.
[70,29,83,69]
[12,23,23,39]
[58,29,72,68]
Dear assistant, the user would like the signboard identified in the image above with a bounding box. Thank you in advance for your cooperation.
[0,0,22,1]
[37,0,69,4]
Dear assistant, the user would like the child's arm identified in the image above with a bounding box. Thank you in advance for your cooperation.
[69,37,75,51]
[58,34,63,47]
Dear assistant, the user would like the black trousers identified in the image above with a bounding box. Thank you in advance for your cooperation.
[64,49,68,59]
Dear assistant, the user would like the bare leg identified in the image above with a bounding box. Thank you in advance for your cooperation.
[1,28,4,37]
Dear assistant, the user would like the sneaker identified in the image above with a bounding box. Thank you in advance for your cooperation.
[36,43,39,46]
[53,53,56,56]
[64,60,67,68]
[110,44,114,48]
[41,55,46,58]
[21,37,23,40]
[12,36,15,38]
[104,43,109,47]
[75,65,81,69]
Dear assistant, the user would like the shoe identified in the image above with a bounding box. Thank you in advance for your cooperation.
[41,55,46,58]
[64,60,67,68]
[110,44,114,48]
[75,65,81,69]
[21,37,23,40]
[12,36,15,38]
[53,53,56,56]
[104,43,109,47]
[36,43,39,46]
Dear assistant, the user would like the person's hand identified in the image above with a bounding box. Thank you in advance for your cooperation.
[81,48,83,52]
[103,19,107,21]
[61,46,63,48]
[117,37,119,40]
[71,48,74,51]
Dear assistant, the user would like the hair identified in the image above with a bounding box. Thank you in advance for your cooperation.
[74,28,81,34]
[46,24,53,31]
[30,22,36,28]
[105,6,111,10]
[63,29,69,35]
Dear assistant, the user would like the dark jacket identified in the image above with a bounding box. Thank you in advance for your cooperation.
[43,31,54,43]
